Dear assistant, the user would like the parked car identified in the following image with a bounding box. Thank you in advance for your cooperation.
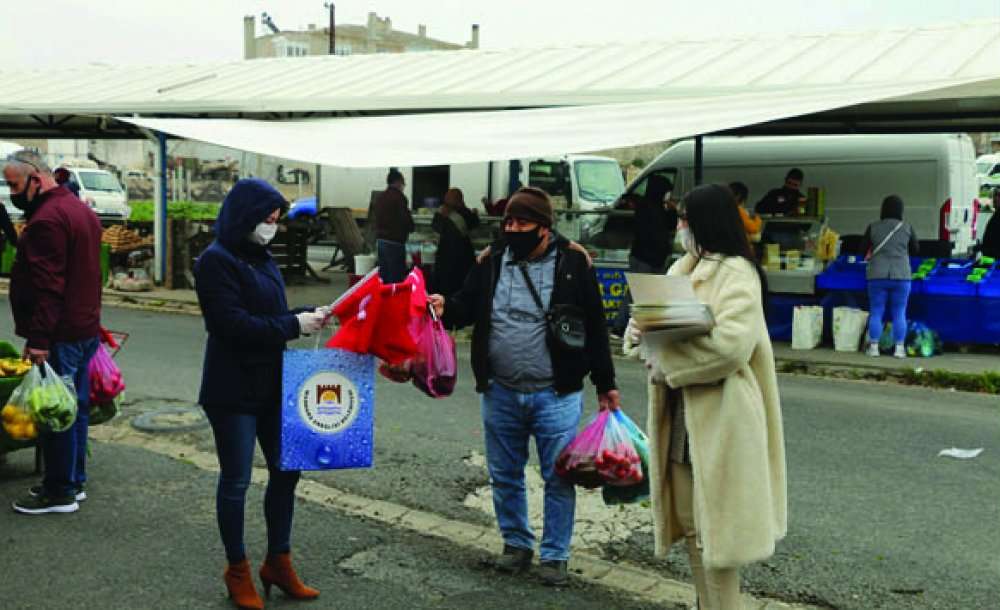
[62,166,131,219]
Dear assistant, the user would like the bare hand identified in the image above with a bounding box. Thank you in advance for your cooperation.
[597,389,621,411]
[428,294,445,318]
[476,245,491,264]
[23,346,48,366]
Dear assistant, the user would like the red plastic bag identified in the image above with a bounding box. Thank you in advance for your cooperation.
[89,344,125,404]
[555,410,643,488]
[328,268,423,365]
[410,307,457,398]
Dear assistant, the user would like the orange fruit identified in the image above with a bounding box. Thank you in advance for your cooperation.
[1,404,16,423]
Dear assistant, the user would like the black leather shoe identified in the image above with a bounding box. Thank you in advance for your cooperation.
[494,544,533,574]
[538,560,569,587]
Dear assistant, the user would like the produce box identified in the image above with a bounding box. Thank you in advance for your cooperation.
[0,341,34,454]
[280,348,374,471]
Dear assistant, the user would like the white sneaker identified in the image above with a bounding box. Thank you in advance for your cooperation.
[866,343,880,357]
[894,344,907,359]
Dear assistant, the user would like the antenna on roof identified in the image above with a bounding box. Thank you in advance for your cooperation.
[261,12,281,34]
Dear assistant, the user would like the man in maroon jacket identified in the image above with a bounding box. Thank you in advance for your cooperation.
[3,150,103,515]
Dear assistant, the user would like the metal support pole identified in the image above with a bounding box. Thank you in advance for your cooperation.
[154,132,167,284]
[326,2,336,54]
[694,135,704,186]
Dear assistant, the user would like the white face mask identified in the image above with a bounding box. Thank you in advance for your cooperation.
[678,227,698,256]
[249,221,279,245]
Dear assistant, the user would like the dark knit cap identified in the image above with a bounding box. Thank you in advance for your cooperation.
[504,187,554,228]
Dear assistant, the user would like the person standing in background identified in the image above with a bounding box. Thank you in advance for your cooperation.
[729,181,762,242]
[612,174,677,337]
[861,195,919,358]
[431,188,480,302]
[372,168,414,283]
[755,168,806,216]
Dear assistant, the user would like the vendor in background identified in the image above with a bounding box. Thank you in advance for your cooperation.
[372,168,414,283]
[729,181,762,243]
[979,211,1000,259]
[432,188,480,303]
[861,195,919,359]
[612,174,677,338]
[754,168,806,216]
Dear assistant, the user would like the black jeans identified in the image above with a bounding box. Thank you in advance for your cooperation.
[205,408,301,563]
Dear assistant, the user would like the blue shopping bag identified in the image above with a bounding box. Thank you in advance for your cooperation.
[280,348,375,471]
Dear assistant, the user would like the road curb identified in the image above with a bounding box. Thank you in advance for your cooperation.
[90,425,820,610]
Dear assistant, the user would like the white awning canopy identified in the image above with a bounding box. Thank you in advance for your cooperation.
[119,77,996,168]
[0,20,997,139]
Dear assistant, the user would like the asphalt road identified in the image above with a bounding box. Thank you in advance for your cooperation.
[1,301,997,609]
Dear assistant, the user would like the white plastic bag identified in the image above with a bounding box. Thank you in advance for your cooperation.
[833,307,870,352]
[791,305,823,350]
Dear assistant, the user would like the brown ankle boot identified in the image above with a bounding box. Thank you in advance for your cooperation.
[223,559,264,610]
[259,552,319,600]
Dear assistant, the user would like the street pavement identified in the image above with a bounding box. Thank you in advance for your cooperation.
[0,300,997,608]
[0,444,667,610]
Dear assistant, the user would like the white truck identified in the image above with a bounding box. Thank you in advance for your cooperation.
[631,134,982,253]
[317,154,626,236]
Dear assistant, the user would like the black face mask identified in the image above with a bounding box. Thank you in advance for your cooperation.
[10,177,38,211]
[505,228,544,261]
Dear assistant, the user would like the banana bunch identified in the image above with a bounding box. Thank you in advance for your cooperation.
[0,358,31,378]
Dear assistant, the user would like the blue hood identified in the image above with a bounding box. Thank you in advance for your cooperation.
[214,179,287,250]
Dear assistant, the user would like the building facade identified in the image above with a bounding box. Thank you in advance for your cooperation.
[244,11,479,59]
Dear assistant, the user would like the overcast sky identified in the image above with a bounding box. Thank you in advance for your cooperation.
[1,0,998,68]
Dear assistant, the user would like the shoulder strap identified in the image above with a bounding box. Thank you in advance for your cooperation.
[518,262,546,314]
[871,222,905,257]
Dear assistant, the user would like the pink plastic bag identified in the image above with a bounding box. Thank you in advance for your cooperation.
[555,410,643,488]
[410,307,457,399]
[555,411,610,488]
[89,344,125,404]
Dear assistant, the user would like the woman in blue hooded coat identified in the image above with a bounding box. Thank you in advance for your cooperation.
[195,179,327,609]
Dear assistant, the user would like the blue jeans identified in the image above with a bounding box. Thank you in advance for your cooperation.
[44,337,100,498]
[205,408,301,564]
[376,238,407,284]
[481,383,582,562]
[868,279,911,343]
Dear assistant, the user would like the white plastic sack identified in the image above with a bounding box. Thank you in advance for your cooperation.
[833,307,870,352]
[791,305,823,350]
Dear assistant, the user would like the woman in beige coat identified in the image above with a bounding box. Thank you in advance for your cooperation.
[624,184,786,610]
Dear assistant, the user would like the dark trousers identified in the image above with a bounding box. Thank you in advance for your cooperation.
[205,408,301,564]
[376,238,408,284]
[44,337,100,497]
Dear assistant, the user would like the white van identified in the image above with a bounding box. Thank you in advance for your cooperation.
[63,166,130,219]
[977,153,1000,192]
[632,134,981,253]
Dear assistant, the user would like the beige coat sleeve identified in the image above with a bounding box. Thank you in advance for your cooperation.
[656,266,761,388]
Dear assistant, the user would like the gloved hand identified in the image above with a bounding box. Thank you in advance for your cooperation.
[296,310,325,335]
[316,305,333,326]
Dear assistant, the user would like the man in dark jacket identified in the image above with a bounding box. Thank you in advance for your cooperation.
[371,168,414,283]
[755,167,806,216]
[429,187,619,586]
[4,150,102,515]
